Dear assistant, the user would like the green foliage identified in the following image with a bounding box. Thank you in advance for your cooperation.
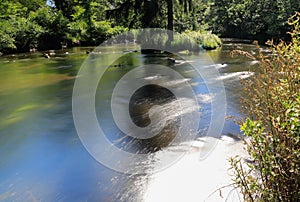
[207,0,300,40]
[137,29,169,51]
[18,0,45,11]
[14,17,44,50]
[0,2,61,52]
[106,0,209,32]
[90,21,127,44]
[0,20,17,52]
[0,0,27,19]
[171,33,200,51]
[136,29,221,52]
[230,13,300,201]
[184,30,222,50]
[0,8,44,52]
[29,6,69,50]
[174,0,209,32]
[65,1,127,45]
[0,0,298,53]
[0,1,47,52]
[199,32,222,50]
[0,0,128,52]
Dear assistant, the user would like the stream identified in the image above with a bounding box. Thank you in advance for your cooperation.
[0,41,270,201]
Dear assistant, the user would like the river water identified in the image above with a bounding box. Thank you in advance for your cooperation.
[0,42,266,201]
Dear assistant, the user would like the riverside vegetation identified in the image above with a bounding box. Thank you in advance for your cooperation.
[1,1,299,201]
[230,12,300,201]
[1,0,300,54]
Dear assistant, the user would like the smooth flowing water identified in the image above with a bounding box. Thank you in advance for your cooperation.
[0,42,267,201]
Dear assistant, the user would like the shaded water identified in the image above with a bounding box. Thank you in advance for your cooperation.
[0,42,265,201]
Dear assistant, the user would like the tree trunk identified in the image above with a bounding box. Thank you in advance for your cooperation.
[142,0,159,28]
[167,0,173,41]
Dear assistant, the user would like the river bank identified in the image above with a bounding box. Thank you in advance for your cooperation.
[0,31,222,56]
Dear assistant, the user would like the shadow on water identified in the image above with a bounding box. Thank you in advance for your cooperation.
[95,52,208,156]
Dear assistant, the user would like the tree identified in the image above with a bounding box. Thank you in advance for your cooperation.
[167,0,174,32]
[52,0,75,19]
[106,0,199,32]
[18,0,46,11]
[0,0,45,52]
[208,0,300,41]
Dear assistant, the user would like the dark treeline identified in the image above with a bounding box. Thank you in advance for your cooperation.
[0,0,299,54]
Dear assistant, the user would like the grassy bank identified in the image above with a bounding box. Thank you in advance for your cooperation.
[183,30,222,50]
[138,29,222,53]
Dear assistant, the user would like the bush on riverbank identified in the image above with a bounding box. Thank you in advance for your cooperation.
[230,12,300,201]
[138,29,221,52]
[183,30,222,50]
[171,33,200,51]
[170,30,222,51]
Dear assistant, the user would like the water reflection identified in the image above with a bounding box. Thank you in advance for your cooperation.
[0,47,146,201]
[94,52,204,174]
[0,43,272,201]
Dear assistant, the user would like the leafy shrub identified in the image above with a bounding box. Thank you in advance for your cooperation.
[137,29,221,52]
[184,30,222,50]
[91,20,127,43]
[0,17,44,53]
[14,17,44,51]
[230,12,300,201]
[30,7,69,50]
[137,29,169,51]
[0,20,17,53]
[171,33,200,51]
[0,1,44,53]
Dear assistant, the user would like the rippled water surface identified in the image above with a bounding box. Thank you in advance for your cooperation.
[0,42,267,201]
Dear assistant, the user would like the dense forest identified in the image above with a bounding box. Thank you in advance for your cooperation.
[0,0,299,53]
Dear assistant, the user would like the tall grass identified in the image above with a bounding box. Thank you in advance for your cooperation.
[184,30,222,50]
[135,29,221,52]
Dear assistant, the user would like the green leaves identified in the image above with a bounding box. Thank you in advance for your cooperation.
[0,0,129,52]
[0,20,17,52]
[208,0,300,40]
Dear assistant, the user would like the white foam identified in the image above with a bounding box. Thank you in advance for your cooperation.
[144,75,162,81]
[216,71,254,81]
[197,93,216,104]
